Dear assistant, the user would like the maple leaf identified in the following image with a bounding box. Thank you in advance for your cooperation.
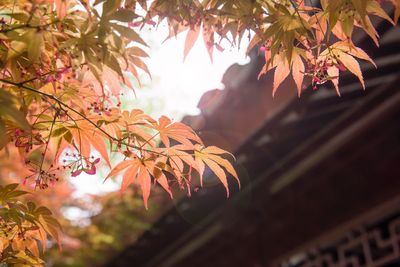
[273,53,290,97]
[335,51,365,89]
[119,109,157,148]
[291,51,305,97]
[331,42,376,67]
[246,34,262,55]
[137,166,152,209]
[144,159,173,199]
[55,0,68,19]
[155,145,200,187]
[105,159,136,180]
[367,0,395,25]
[120,159,141,193]
[68,124,111,168]
[203,24,214,63]
[121,109,155,126]
[169,147,197,171]
[183,25,201,62]
[194,144,239,197]
[392,0,400,24]
[321,42,371,90]
[150,116,202,148]
[106,158,150,207]
[106,157,173,209]
[327,66,340,95]
[1,0,398,264]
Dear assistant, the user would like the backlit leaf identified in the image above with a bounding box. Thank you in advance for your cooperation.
[273,54,290,96]
[336,51,365,89]
[183,25,201,62]
[291,52,305,97]
[138,166,151,209]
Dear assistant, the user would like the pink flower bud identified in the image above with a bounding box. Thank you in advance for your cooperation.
[71,169,82,177]
[128,21,142,27]
[84,165,96,175]
[146,20,156,26]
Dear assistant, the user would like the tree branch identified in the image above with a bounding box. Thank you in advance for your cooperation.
[0,78,170,158]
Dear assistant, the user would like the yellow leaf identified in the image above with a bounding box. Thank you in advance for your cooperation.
[7,40,27,60]
[26,31,44,62]
[273,54,290,96]
[332,42,376,67]
[291,52,305,97]
[393,0,400,24]
[351,0,367,19]
[337,51,365,89]
[367,1,394,24]
[327,66,340,96]
[361,16,380,46]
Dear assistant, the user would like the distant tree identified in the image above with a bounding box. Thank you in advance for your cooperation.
[0,0,398,265]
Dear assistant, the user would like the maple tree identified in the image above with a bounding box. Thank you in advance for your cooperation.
[0,0,398,265]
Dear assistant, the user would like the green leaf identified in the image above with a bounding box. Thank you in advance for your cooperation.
[108,9,138,22]
[26,31,44,62]
[0,106,30,129]
[5,190,28,200]
[2,12,29,22]
[7,40,27,60]
[341,15,354,37]
[102,0,122,17]
[105,54,123,77]
[111,24,148,47]
[4,183,19,192]
[35,206,53,216]
[52,126,69,138]
[27,201,37,213]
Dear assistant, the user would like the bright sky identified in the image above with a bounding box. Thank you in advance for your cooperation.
[70,24,250,197]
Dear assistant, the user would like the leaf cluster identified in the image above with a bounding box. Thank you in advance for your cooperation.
[0,0,398,265]
[0,184,61,266]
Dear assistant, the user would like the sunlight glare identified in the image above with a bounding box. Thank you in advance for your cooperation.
[128,24,251,119]
[72,25,250,196]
